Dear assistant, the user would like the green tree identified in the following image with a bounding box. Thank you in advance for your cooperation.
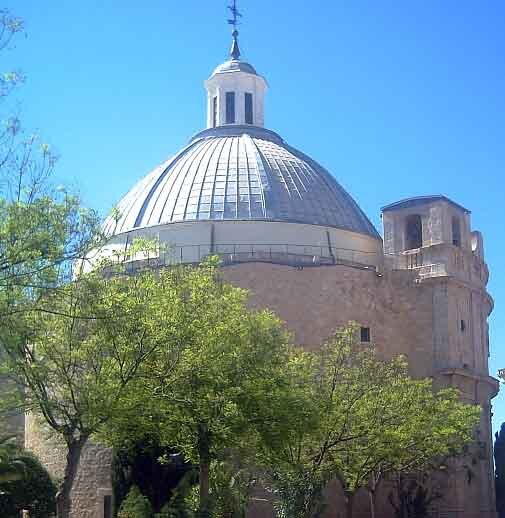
[159,469,199,518]
[1,266,184,518]
[257,325,480,518]
[206,460,255,518]
[118,485,153,518]
[336,373,479,518]
[0,7,102,465]
[102,260,307,517]
[258,325,386,518]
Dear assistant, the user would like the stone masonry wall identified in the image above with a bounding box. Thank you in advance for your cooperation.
[222,262,433,377]
[25,414,113,518]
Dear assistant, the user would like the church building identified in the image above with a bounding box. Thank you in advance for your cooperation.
[21,8,498,518]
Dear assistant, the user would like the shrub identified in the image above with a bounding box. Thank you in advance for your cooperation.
[0,452,56,518]
[118,485,153,518]
[210,461,254,518]
[112,440,192,514]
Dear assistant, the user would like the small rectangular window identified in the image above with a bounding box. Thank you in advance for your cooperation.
[212,96,217,128]
[360,326,371,343]
[225,92,235,124]
[460,319,466,332]
[245,93,253,124]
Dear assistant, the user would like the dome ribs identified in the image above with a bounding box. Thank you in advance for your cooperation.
[132,140,199,229]
[105,128,380,240]
[159,139,214,224]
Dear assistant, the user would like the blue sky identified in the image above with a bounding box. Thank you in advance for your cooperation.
[5,2,505,430]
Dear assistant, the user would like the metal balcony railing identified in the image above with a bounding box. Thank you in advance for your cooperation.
[120,243,379,271]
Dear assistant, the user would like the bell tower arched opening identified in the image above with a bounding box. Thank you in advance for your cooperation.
[452,216,461,247]
[405,214,423,250]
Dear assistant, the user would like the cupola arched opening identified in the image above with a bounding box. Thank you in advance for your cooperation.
[405,214,423,250]
[225,92,236,124]
[245,93,253,124]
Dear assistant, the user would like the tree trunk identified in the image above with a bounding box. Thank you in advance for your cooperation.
[199,458,210,514]
[368,489,376,518]
[368,473,380,518]
[344,491,354,518]
[198,425,211,517]
[56,436,88,518]
[396,472,407,518]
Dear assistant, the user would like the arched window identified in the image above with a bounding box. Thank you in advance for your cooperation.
[452,216,461,247]
[405,214,423,250]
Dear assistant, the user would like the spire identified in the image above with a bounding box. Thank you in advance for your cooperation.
[227,0,242,60]
[230,29,240,60]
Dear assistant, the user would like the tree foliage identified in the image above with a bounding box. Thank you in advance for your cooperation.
[118,485,153,518]
[0,10,105,518]
[257,325,480,518]
[101,259,305,517]
[102,308,479,518]
[0,10,100,321]
[1,265,186,518]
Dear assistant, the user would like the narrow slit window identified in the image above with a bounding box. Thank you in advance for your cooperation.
[360,326,371,343]
[460,319,466,332]
[212,96,217,128]
[103,495,112,518]
[245,93,253,124]
[225,92,235,124]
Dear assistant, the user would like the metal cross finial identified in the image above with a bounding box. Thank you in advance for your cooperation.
[227,0,242,60]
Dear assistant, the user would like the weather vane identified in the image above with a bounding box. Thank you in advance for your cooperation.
[227,0,242,33]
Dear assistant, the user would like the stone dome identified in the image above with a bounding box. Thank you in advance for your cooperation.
[103,125,379,240]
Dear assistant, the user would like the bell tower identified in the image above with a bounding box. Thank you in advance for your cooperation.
[382,195,493,374]
[382,195,499,517]
[382,195,471,258]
